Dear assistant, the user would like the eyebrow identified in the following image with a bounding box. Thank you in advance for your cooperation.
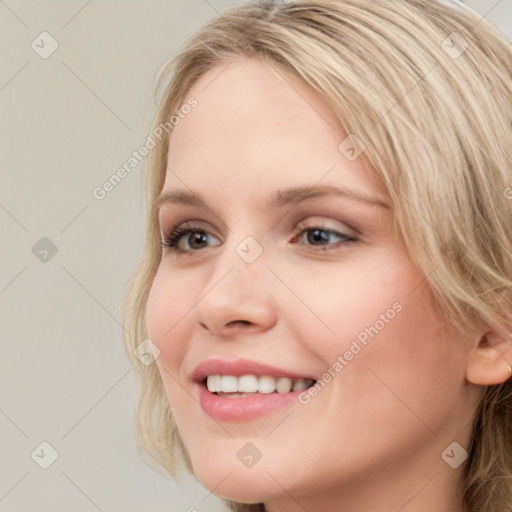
[155,185,390,211]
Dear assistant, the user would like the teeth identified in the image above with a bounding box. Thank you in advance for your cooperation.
[258,375,275,393]
[292,379,310,392]
[238,375,258,392]
[275,377,293,393]
[206,375,314,394]
[221,375,238,392]
[206,375,222,393]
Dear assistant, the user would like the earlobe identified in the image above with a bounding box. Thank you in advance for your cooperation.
[466,330,512,385]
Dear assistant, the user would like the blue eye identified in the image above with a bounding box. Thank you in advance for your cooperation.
[161,223,356,255]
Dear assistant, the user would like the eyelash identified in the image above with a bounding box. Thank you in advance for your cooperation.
[160,221,357,255]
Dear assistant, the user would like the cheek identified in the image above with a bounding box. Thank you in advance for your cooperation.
[145,266,200,419]
[146,264,197,342]
[145,264,200,381]
[277,252,408,348]
[295,252,457,422]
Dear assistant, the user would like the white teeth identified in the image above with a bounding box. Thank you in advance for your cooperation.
[238,375,258,392]
[206,375,221,392]
[258,375,276,393]
[205,375,315,394]
[221,375,238,392]
[292,379,310,391]
[275,377,293,393]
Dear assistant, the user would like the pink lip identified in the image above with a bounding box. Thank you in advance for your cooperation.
[191,358,317,422]
[197,384,307,421]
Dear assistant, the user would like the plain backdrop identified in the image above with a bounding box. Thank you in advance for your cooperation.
[1,1,511,511]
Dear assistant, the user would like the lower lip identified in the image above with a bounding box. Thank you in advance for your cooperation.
[197,383,307,421]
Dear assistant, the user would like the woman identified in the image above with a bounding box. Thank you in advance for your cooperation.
[123,1,512,510]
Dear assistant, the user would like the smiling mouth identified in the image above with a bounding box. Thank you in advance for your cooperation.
[204,375,317,397]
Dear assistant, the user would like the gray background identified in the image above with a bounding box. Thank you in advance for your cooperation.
[1,1,510,511]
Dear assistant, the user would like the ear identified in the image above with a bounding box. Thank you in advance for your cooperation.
[466,322,512,385]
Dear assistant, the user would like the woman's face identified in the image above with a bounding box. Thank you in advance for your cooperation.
[146,56,478,509]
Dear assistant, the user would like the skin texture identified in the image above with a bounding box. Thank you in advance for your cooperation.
[145,55,511,512]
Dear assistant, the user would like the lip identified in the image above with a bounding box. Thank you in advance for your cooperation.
[191,358,317,382]
[191,358,317,422]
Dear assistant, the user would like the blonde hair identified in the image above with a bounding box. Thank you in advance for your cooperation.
[123,1,512,510]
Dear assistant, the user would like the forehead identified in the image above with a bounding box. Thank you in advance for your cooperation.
[163,56,384,202]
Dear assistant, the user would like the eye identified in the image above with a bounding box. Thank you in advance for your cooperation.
[160,220,357,256]
[161,222,221,254]
[290,224,356,252]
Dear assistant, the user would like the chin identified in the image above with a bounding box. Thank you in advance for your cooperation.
[190,454,283,504]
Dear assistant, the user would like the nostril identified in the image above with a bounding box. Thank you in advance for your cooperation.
[227,320,252,327]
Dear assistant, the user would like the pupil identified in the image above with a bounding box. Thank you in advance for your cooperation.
[190,232,208,248]
[308,229,328,245]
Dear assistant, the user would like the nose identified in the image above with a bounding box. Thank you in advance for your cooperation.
[192,253,278,337]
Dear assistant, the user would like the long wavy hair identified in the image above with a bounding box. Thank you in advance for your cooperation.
[123,1,512,510]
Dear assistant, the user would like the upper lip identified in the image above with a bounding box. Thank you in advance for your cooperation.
[191,358,317,383]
